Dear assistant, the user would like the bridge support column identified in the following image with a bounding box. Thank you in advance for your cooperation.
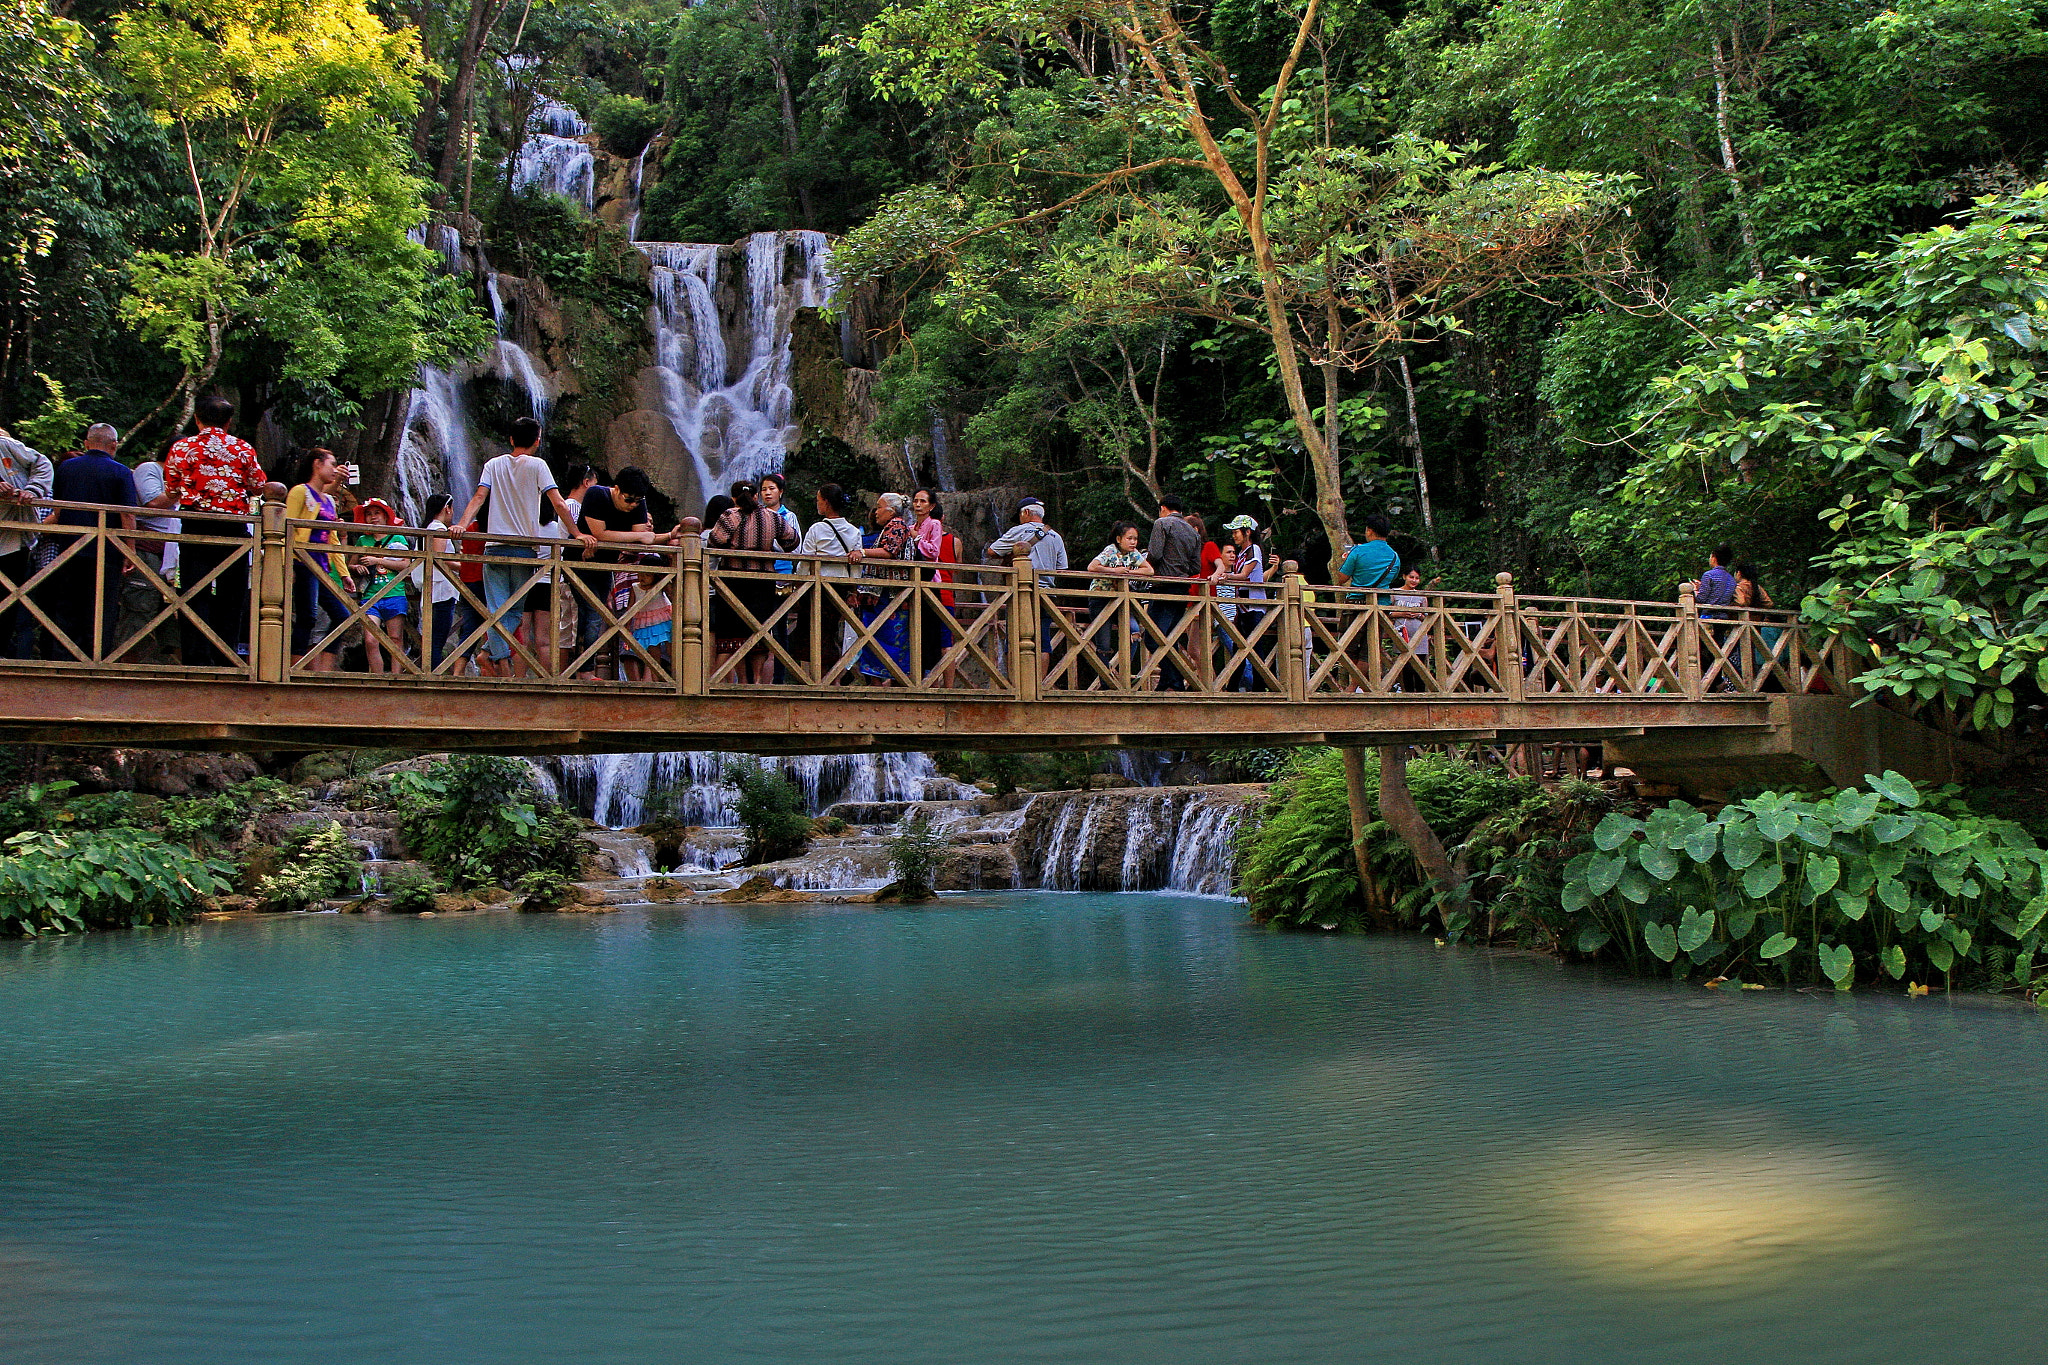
[1280,563,1307,702]
[253,488,288,683]
[1011,547,1039,702]
[677,521,706,696]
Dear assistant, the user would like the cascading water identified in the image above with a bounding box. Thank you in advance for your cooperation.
[635,222,833,513]
[485,273,552,419]
[1022,789,1254,897]
[512,96,595,207]
[394,365,481,521]
[538,750,977,830]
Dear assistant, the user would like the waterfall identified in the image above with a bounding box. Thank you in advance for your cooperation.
[626,145,649,242]
[485,273,552,419]
[929,413,960,492]
[635,230,834,514]
[1021,789,1254,896]
[539,750,976,829]
[512,96,594,207]
[394,365,480,521]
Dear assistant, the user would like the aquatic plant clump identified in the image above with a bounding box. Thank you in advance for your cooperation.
[0,828,232,936]
[1560,772,2048,990]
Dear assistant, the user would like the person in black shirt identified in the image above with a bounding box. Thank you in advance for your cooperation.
[570,467,674,678]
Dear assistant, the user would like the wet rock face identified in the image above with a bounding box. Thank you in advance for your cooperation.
[36,750,262,797]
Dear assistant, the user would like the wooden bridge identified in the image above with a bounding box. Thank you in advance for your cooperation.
[0,496,1995,792]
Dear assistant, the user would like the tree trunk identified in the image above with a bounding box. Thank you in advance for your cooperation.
[1396,354,1439,561]
[433,0,507,200]
[1340,747,1393,928]
[1705,28,1763,279]
[1376,744,1463,922]
[754,3,814,228]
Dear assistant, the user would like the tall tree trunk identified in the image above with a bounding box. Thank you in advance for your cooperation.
[1705,27,1763,279]
[433,0,507,201]
[753,3,815,228]
[1377,744,1463,922]
[1396,354,1439,561]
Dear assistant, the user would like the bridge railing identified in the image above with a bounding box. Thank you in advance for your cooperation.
[0,499,261,675]
[0,495,1857,703]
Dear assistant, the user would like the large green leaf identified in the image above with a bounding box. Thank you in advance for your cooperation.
[1725,905,1758,940]
[1594,813,1644,852]
[1831,791,1880,830]
[1576,924,1612,953]
[1876,876,1911,915]
[1927,938,1955,973]
[1881,944,1907,979]
[1676,906,1715,954]
[1832,890,1868,922]
[1642,920,1678,962]
[1872,814,1919,844]
[1742,859,1786,899]
[1805,855,1841,897]
[1683,823,1720,864]
[1639,844,1680,882]
[1867,771,1923,808]
[1617,868,1653,905]
[1759,932,1798,960]
[1756,809,1799,843]
[1818,942,1855,989]
[1560,883,1591,914]
[1586,854,1624,897]
[2018,893,2048,938]
[1721,821,1765,870]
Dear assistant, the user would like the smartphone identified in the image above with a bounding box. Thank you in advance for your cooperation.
[345,462,361,486]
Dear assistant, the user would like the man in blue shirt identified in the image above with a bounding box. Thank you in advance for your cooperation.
[1693,544,1737,617]
[1335,514,1401,602]
[48,423,137,659]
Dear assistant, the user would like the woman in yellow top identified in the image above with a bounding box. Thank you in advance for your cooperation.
[284,449,355,672]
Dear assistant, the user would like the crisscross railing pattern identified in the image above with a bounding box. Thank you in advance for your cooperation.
[0,496,1865,712]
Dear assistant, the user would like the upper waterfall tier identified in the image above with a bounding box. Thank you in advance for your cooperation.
[512,96,594,207]
[634,230,834,515]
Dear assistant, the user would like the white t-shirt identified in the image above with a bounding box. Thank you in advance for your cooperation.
[1239,543,1267,601]
[477,453,558,541]
[799,517,863,577]
[424,523,459,603]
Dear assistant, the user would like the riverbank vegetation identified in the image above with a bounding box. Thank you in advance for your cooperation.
[1238,748,2048,994]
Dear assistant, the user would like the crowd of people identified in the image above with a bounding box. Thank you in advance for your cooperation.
[0,403,1789,692]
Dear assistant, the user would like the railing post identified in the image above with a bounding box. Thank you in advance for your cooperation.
[254,484,289,683]
[1678,580,1703,700]
[1280,560,1307,702]
[1495,572,1523,703]
[677,518,705,696]
[1011,546,1039,702]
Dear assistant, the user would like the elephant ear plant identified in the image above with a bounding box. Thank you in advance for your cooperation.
[1561,772,2048,991]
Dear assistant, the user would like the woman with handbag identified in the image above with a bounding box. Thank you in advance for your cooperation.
[798,483,863,683]
[856,492,913,684]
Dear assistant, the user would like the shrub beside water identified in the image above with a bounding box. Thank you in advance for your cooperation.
[1560,773,2048,989]
[1238,750,1536,931]
[727,758,812,865]
[257,823,361,910]
[390,756,584,890]
[887,812,948,898]
[0,828,232,935]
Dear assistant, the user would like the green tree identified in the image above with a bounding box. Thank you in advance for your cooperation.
[1619,186,2048,728]
[112,0,489,430]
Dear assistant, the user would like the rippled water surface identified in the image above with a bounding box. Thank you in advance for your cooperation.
[4,894,2046,1363]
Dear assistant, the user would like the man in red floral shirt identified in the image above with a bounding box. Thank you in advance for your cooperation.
[164,394,269,666]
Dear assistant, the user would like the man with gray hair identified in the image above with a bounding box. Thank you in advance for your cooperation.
[983,496,1068,675]
[49,423,137,658]
[0,427,53,659]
